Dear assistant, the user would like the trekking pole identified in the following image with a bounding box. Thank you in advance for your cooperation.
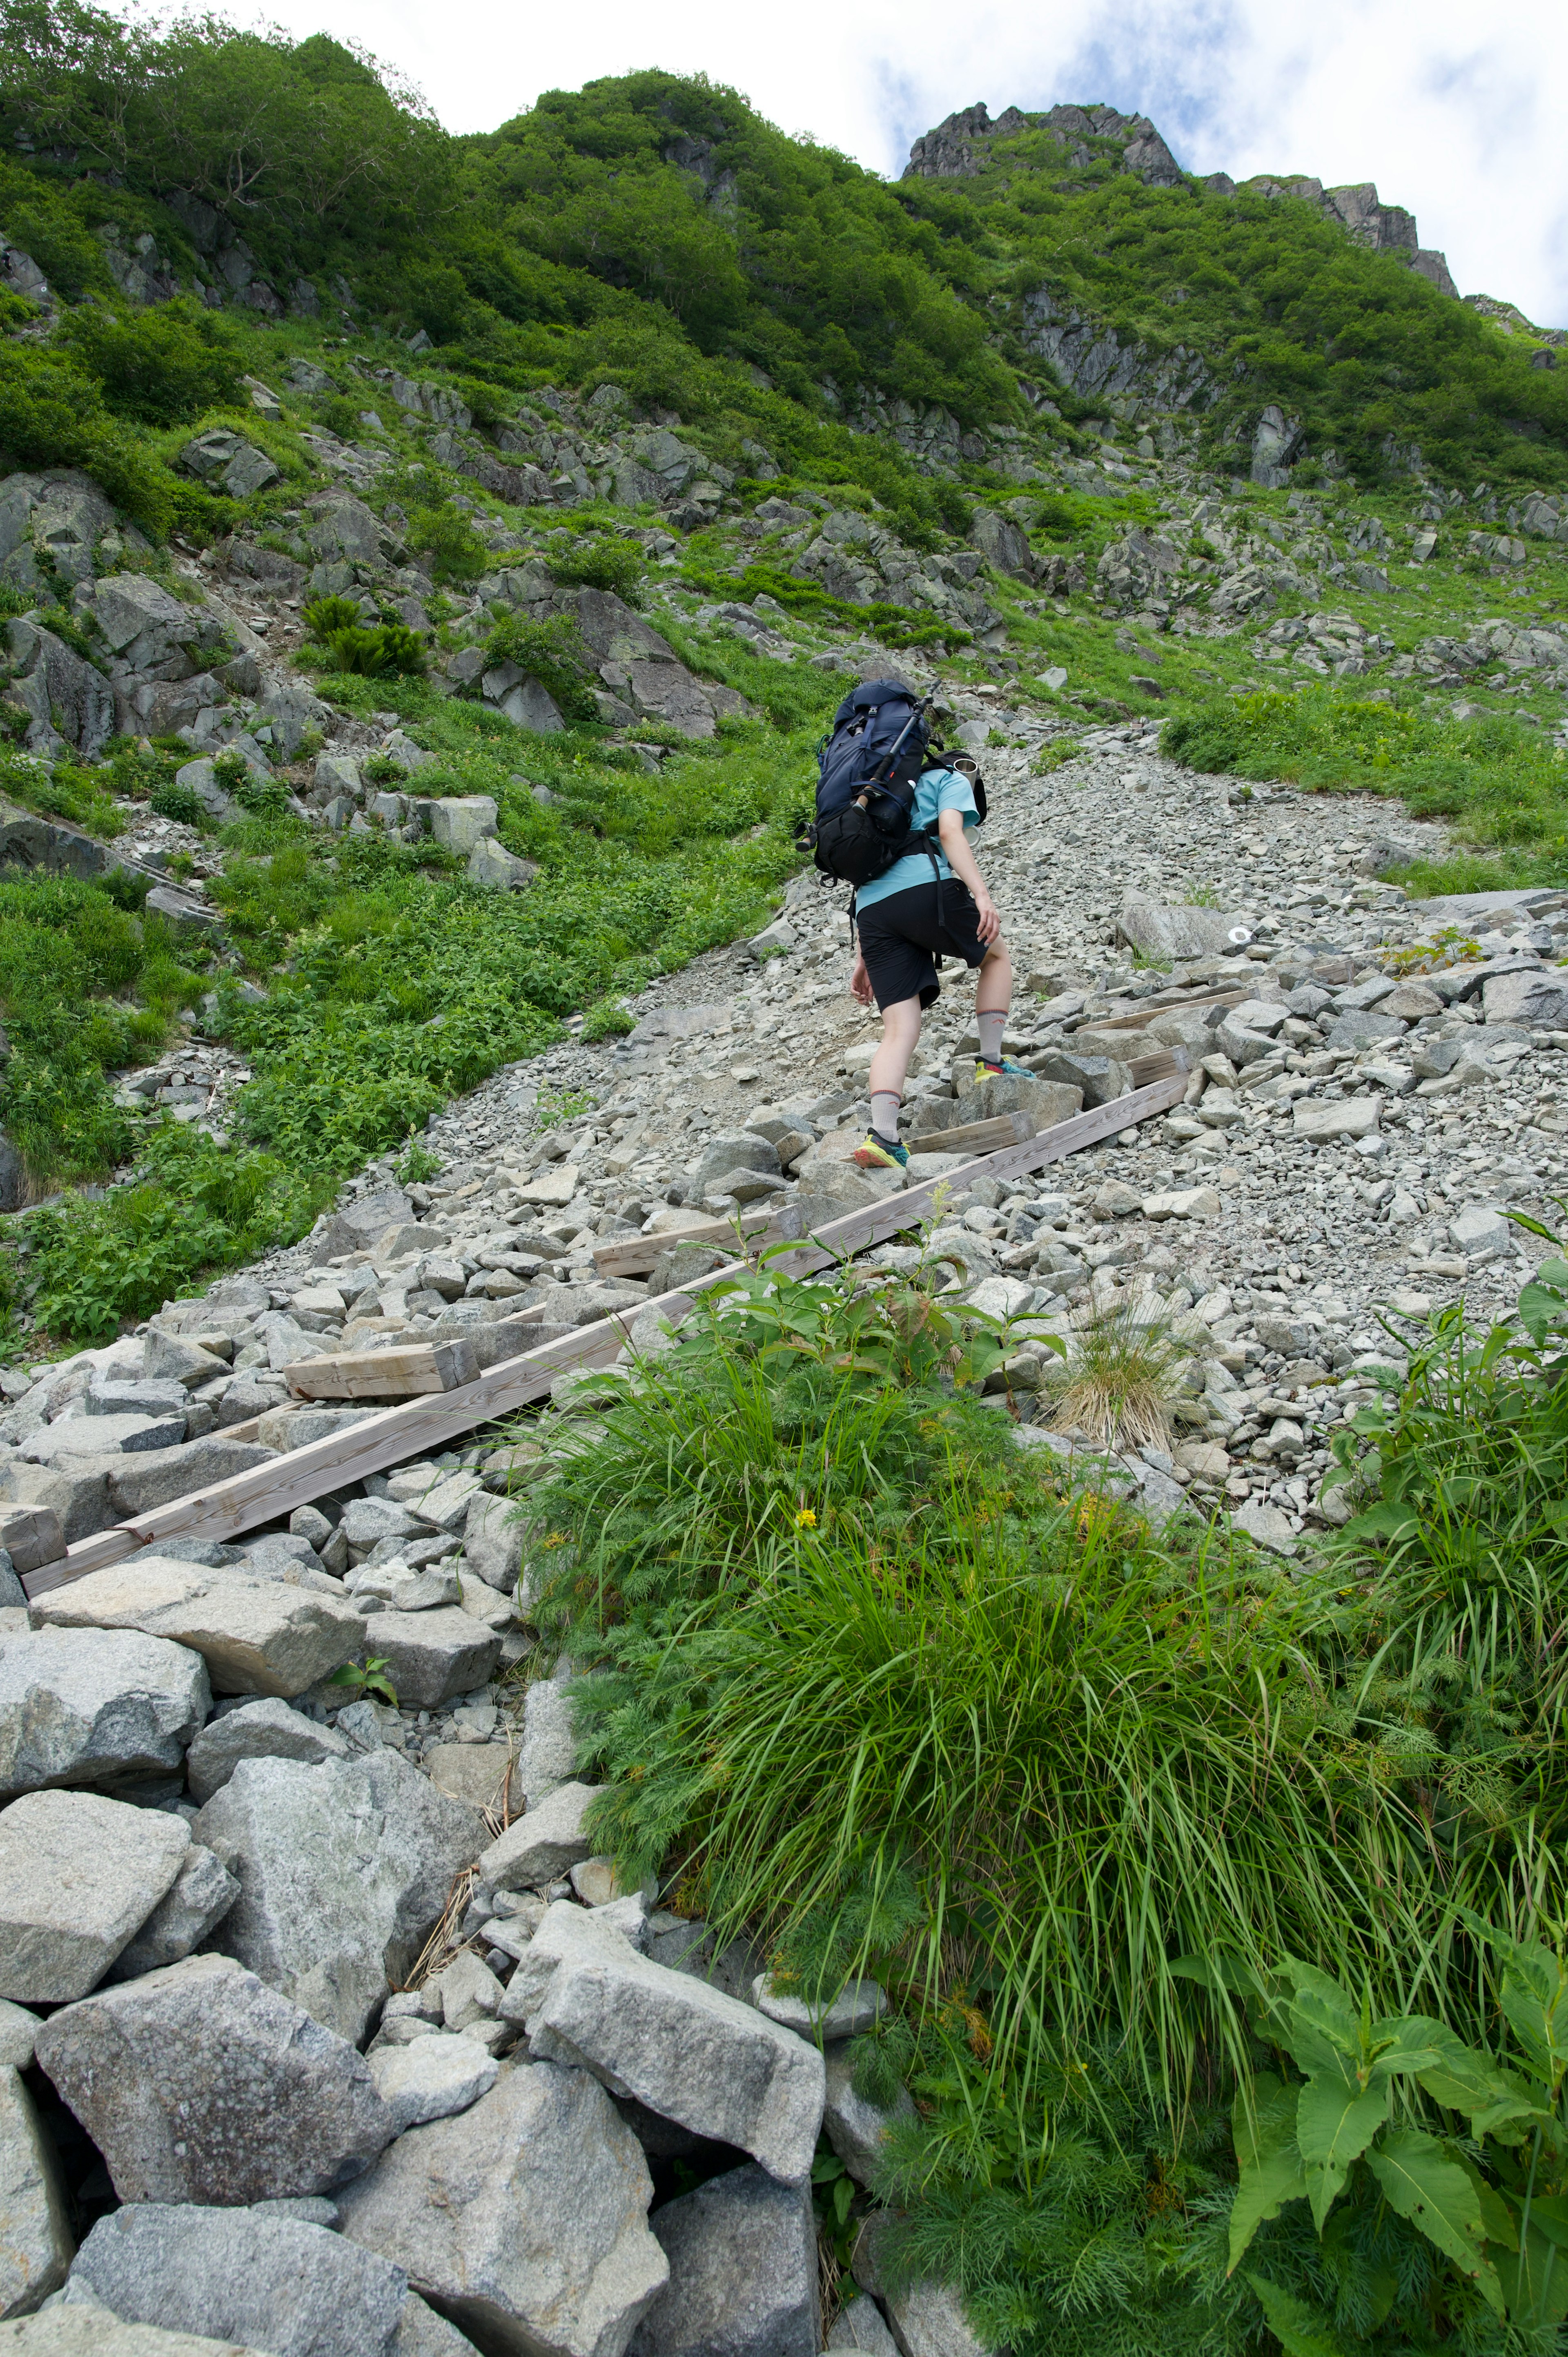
[861,693,934,800]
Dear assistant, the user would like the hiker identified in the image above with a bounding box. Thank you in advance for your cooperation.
[847,757,1025,1171]
[800,675,1028,1175]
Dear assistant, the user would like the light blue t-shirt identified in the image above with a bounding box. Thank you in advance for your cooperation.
[853,768,979,913]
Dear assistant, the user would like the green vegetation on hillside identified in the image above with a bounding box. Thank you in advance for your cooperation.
[521,1247,1568,2353]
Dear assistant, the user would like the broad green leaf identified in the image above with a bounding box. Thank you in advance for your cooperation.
[1368,2013,1468,2081]
[1284,1960,1363,2085]
[1493,2220,1568,2330]
[1296,2074,1388,2228]
[1457,1905,1568,2084]
[1228,2074,1307,2273]
[1515,2190,1568,2254]
[1416,2038,1546,2139]
[1245,2274,1351,2357]
[1364,2128,1503,2316]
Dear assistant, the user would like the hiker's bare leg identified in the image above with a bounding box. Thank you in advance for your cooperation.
[974,940,1012,1064]
[866,991,922,1102]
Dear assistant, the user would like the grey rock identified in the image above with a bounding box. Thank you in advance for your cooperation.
[0,2317,272,2355]
[31,1559,366,1700]
[33,1955,394,2205]
[0,1792,189,2003]
[517,1679,576,1806]
[337,2063,668,2357]
[468,839,537,892]
[194,1750,483,2043]
[850,2224,994,2357]
[184,1699,350,1805]
[394,2295,478,2357]
[0,2005,39,2073]
[361,1610,501,1709]
[753,1977,885,2042]
[480,1780,601,1889]
[630,2165,816,2357]
[84,1380,190,1423]
[1451,1204,1512,1256]
[68,2204,408,2357]
[107,1844,238,1979]
[827,2299,899,2357]
[0,1630,209,1799]
[366,2035,498,2133]
[462,1494,522,1593]
[691,1135,781,1194]
[823,2044,915,2185]
[342,1500,423,1551]
[0,2066,72,2318]
[143,1333,231,1389]
[1481,968,1568,1029]
[501,1904,824,2186]
[1116,895,1247,961]
[4,620,114,762]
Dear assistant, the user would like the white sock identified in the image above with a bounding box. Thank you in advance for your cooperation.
[977,1010,1007,1065]
[870,1091,902,1143]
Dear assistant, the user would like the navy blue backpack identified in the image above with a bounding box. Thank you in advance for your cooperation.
[801,680,937,889]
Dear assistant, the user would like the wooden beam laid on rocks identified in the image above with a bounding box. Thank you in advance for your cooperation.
[591,1203,794,1280]
[908,1111,1032,1157]
[281,1337,481,1402]
[30,1066,1190,1598]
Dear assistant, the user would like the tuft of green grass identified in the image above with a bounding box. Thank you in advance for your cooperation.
[1045,1300,1185,1453]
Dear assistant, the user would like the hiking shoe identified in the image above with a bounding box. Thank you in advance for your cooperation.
[851,1131,909,1171]
[973,1057,1032,1083]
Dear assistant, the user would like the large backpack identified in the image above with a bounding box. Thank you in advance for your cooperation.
[802,680,936,888]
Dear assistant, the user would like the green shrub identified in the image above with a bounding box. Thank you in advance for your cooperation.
[60,299,245,426]
[149,781,204,827]
[579,997,634,1040]
[0,346,174,535]
[481,613,598,722]
[301,593,363,640]
[544,534,646,601]
[322,621,425,677]
[409,507,488,586]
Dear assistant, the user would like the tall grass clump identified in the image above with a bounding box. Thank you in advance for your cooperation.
[1045,1298,1185,1452]
[529,1266,1450,2103]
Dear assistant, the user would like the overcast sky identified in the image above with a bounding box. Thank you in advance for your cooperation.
[262,0,1568,328]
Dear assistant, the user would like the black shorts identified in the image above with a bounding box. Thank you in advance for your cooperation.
[856,881,988,1010]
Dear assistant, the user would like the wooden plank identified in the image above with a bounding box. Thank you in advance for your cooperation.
[1063,988,1248,1036]
[281,1337,480,1402]
[591,1204,791,1280]
[32,1067,1190,1598]
[908,1112,1030,1157]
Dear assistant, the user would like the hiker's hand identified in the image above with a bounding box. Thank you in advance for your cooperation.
[971,887,1001,945]
[850,954,874,1006]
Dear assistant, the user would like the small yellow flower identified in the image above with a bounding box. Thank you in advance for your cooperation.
[795,1508,817,1529]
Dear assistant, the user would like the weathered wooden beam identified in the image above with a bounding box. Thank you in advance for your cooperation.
[281,1337,481,1401]
[908,1111,1032,1157]
[30,1066,1189,1597]
[591,1203,795,1280]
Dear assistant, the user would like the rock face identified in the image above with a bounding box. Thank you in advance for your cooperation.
[364,2035,497,2134]
[0,1629,209,1797]
[67,2204,410,2357]
[501,1903,825,2186]
[33,1955,395,2205]
[630,2166,817,2357]
[183,1698,351,1806]
[0,1792,190,2003]
[0,2315,273,2354]
[822,2045,915,2184]
[0,2065,73,2317]
[480,1779,601,1888]
[337,2063,668,2357]
[1116,894,1247,961]
[194,1751,483,2042]
[3,618,115,761]
[106,1844,239,1980]
[32,1560,366,1699]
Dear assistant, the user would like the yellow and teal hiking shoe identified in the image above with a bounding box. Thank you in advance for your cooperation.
[851,1131,909,1171]
[973,1056,1032,1084]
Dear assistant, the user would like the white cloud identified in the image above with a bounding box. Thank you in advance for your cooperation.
[256,0,1568,326]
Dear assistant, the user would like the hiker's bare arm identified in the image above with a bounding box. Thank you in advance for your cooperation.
[850,952,874,1006]
[938,808,1000,943]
